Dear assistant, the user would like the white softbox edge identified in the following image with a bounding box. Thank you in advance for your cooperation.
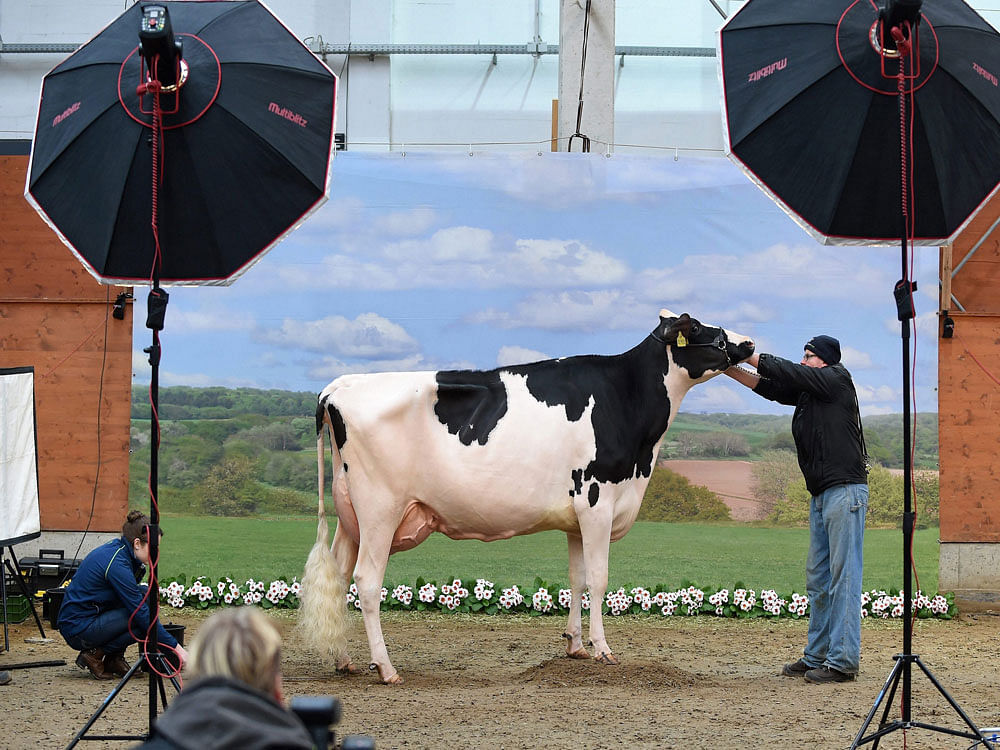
[0,367,42,546]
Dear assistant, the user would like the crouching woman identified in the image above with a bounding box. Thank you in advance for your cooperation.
[58,510,188,679]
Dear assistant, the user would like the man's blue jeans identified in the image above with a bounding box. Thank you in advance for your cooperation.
[803,483,868,675]
[62,608,135,655]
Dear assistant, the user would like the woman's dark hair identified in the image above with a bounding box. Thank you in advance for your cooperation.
[122,509,152,545]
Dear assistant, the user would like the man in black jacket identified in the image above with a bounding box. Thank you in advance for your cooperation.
[726,335,868,684]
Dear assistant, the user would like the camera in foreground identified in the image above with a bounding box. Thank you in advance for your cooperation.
[290,696,375,749]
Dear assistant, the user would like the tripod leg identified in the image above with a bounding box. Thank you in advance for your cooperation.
[65,655,148,749]
[911,656,996,748]
[5,550,47,639]
[2,552,9,652]
[852,657,904,749]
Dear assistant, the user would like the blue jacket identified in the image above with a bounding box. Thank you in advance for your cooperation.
[57,536,178,648]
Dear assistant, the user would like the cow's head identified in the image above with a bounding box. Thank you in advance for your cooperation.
[652,309,755,380]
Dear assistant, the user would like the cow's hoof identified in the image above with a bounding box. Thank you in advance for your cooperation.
[370,663,403,685]
[336,662,362,675]
[566,647,591,660]
[594,652,620,666]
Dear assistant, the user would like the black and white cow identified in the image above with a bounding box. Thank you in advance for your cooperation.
[300,309,754,683]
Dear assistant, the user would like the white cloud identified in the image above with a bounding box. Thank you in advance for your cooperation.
[497,345,549,366]
[272,229,628,292]
[384,226,494,262]
[680,381,749,413]
[167,307,255,333]
[275,255,401,290]
[254,313,420,359]
[472,290,653,331]
[304,353,479,381]
[374,206,438,237]
[855,383,898,414]
[512,239,628,285]
[305,354,432,381]
[158,370,263,388]
[841,346,874,370]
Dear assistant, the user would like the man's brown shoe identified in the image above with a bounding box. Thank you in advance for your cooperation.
[781,658,813,677]
[104,652,130,678]
[76,648,113,680]
[804,665,856,684]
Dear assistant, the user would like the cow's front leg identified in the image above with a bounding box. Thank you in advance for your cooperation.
[562,533,589,659]
[575,498,618,665]
[354,532,402,684]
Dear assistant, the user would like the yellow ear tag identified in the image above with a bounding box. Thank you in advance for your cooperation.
[676,332,688,347]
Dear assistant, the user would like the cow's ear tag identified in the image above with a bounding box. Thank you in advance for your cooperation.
[676,332,688,347]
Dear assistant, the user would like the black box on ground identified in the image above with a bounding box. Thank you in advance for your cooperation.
[44,588,66,629]
[18,549,81,592]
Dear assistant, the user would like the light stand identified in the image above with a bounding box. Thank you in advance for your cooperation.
[852,8,994,745]
[65,8,184,746]
[64,284,180,750]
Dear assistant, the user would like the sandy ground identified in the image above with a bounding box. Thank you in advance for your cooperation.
[2,605,999,750]
[662,459,765,521]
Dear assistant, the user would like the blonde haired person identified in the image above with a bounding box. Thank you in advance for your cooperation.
[59,510,188,679]
[136,608,314,750]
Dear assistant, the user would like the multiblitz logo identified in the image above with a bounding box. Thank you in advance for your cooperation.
[973,62,998,87]
[52,101,81,127]
[748,57,787,84]
[268,102,308,127]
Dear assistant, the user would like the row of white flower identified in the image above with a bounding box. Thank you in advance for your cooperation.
[157,575,955,620]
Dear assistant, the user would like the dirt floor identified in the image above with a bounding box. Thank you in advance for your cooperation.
[2,605,999,750]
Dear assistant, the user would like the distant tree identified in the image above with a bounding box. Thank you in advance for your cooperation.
[768,477,811,526]
[638,467,731,522]
[751,450,800,517]
[764,463,939,529]
[672,431,751,458]
[199,456,259,516]
[233,422,301,452]
[764,431,795,452]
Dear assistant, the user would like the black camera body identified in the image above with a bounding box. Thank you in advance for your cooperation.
[289,696,375,750]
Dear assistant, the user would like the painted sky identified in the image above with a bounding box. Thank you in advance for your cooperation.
[133,151,941,417]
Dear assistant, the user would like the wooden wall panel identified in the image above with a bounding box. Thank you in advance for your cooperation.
[0,154,133,532]
[940,187,1000,547]
[938,321,1000,543]
[949,191,1000,315]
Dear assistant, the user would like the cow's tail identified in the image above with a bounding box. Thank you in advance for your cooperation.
[299,399,349,663]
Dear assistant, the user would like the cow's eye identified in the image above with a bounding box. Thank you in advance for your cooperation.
[690,324,700,335]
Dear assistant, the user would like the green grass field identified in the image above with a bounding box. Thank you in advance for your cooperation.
[156,516,942,594]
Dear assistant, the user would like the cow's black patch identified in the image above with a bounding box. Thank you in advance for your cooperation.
[432,314,747,504]
[327,403,348,452]
[588,483,600,507]
[510,336,672,489]
[569,468,583,497]
[317,398,350,472]
[434,370,509,446]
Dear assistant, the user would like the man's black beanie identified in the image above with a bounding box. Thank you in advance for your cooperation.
[805,335,841,365]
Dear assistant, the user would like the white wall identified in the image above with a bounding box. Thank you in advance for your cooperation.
[4,0,1000,151]
[0,0,735,153]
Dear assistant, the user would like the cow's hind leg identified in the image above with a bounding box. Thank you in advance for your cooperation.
[562,533,590,659]
[353,524,402,684]
[331,522,361,674]
[575,499,619,665]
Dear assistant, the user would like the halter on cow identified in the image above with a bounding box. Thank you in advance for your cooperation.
[300,309,755,683]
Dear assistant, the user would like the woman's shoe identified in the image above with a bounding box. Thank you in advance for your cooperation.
[103,652,130,677]
[76,648,113,680]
